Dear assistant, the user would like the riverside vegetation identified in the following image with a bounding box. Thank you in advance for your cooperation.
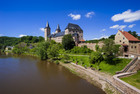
[0,34,131,76]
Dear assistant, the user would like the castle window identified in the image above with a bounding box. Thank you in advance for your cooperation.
[123,42,125,44]
[118,33,120,35]
[123,37,125,40]
[135,46,137,48]
[120,40,121,42]
[131,46,133,48]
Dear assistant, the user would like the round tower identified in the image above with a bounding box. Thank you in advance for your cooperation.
[55,24,61,33]
[44,22,51,41]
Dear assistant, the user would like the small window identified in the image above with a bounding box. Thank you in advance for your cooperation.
[118,33,120,35]
[123,37,125,40]
[120,40,121,42]
[123,42,125,44]
[135,46,137,48]
[131,46,133,48]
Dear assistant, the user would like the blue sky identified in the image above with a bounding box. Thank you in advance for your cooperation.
[0,0,140,40]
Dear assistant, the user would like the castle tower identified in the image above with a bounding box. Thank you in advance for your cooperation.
[55,24,61,33]
[44,22,51,41]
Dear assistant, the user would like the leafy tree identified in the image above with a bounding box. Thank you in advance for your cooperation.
[102,39,119,61]
[128,31,138,38]
[89,51,103,70]
[109,34,115,40]
[62,34,75,50]
[36,42,50,60]
[47,44,61,59]
[38,36,44,42]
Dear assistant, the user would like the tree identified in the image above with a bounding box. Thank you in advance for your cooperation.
[128,31,138,38]
[89,51,103,70]
[47,44,61,59]
[102,39,119,61]
[62,34,75,50]
[36,42,50,60]
[109,34,115,40]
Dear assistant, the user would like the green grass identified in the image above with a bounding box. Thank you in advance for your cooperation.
[99,58,131,75]
[69,55,131,75]
[120,71,140,89]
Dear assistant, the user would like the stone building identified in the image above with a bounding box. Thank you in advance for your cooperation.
[44,22,84,45]
[115,30,140,56]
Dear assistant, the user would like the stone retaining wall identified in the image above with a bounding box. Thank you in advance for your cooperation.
[113,72,140,94]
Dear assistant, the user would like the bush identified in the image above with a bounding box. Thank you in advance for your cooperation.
[70,46,92,54]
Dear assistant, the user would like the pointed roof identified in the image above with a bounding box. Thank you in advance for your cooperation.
[57,24,60,29]
[45,21,50,29]
[119,30,140,41]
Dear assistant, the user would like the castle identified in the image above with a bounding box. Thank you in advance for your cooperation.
[44,22,84,45]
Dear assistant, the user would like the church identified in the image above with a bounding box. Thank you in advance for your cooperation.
[44,22,84,45]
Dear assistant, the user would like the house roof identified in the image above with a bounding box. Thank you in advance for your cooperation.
[120,30,140,42]
[65,23,83,31]
[48,31,65,38]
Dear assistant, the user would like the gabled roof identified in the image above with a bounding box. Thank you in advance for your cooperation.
[48,31,65,38]
[119,30,140,42]
[65,23,83,31]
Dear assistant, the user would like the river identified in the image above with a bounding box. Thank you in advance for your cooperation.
[0,54,105,94]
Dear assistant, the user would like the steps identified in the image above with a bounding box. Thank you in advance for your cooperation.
[116,56,138,74]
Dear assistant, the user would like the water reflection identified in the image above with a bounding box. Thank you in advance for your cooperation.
[0,54,105,94]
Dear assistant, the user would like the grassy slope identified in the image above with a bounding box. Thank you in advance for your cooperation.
[69,55,131,75]
[120,71,140,89]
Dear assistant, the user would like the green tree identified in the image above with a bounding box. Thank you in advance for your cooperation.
[102,39,119,61]
[36,42,50,60]
[47,44,61,59]
[62,34,75,50]
[89,51,103,70]
[128,31,138,38]
[109,34,115,40]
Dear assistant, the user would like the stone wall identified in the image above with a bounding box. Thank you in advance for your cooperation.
[78,42,104,51]
[113,72,140,94]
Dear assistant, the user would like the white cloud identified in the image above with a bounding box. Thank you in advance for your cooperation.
[128,24,136,28]
[40,28,44,32]
[110,24,127,29]
[68,13,81,20]
[111,9,140,22]
[19,34,27,37]
[101,29,106,32]
[85,11,95,18]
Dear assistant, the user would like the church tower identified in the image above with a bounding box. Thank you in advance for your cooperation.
[55,24,61,33]
[44,22,51,41]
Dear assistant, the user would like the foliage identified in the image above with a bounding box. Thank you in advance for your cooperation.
[108,34,115,40]
[102,39,119,62]
[12,43,29,54]
[85,38,105,43]
[89,51,103,70]
[62,34,75,50]
[36,41,50,60]
[0,36,44,47]
[47,43,61,59]
[128,30,138,38]
[70,46,92,54]
[99,58,131,75]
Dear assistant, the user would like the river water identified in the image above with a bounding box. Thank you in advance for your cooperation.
[0,54,105,94]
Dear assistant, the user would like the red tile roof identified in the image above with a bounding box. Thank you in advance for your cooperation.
[80,39,85,41]
[120,30,140,41]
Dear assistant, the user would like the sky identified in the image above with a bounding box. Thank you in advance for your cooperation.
[0,0,140,40]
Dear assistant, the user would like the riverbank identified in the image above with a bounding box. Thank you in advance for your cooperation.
[59,62,122,94]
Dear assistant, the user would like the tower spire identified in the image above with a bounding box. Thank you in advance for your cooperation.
[46,21,50,28]
[57,24,60,29]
